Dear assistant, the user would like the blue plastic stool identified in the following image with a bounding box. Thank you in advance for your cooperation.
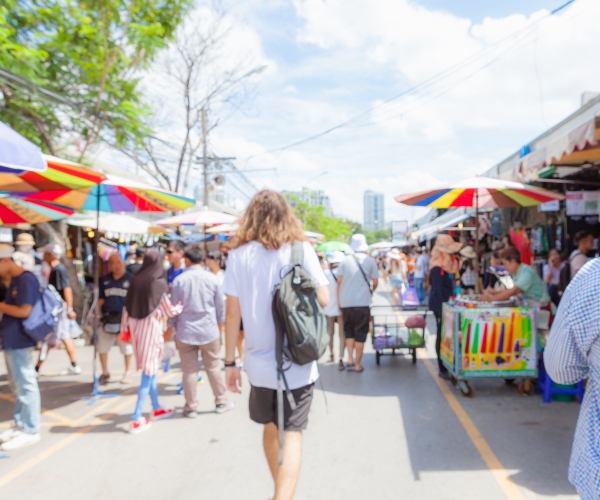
[537,359,584,404]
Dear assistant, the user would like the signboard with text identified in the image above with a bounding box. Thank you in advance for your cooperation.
[391,221,408,243]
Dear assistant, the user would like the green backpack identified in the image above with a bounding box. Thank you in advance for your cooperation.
[272,240,329,463]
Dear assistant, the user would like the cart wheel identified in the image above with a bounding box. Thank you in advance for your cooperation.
[517,379,535,396]
[411,349,417,364]
[450,375,457,386]
[504,378,516,385]
[458,381,474,397]
[376,351,381,365]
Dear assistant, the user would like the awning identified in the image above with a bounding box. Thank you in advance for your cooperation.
[409,208,474,242]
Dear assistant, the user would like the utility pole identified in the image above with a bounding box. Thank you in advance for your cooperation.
[202,106,209,208]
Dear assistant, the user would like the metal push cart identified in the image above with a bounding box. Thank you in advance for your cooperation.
[371,305,429,365]
[440,301,538,397]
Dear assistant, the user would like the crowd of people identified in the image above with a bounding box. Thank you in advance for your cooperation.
[1,190,600,499]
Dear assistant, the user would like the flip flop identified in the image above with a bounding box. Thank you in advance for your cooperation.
[353,367,364,373]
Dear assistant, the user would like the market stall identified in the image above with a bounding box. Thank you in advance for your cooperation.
[440,296,537,397]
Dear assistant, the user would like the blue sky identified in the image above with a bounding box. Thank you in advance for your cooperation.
[153,0,599,225]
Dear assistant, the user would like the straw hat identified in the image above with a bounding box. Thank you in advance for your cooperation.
[15,233,35,247]
[432,234,462,254]
[460,246,477,259]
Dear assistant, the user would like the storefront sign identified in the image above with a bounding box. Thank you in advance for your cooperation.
[539,200,560,212]
[566,191,600,216]
[391,220,408,243]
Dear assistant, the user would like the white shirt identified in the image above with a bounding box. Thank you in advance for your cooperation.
[222,241,328,390]
[414,254,428,279]
[324,267,341,317]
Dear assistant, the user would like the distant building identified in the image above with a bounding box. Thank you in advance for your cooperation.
[364,190,385,231]
[282,187,333,216]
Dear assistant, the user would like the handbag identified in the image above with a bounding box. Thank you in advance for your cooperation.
[101,310,122,334]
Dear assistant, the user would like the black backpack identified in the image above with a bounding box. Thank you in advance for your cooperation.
[272,241,328,463]
[558,250,580,297]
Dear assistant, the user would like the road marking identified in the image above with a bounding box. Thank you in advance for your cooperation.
[380,287,523,499]
[419,353,524,499]
[0,393,75,426]
[0,372,177,489]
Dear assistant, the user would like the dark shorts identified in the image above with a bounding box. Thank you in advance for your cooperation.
[249,383,314,431]
[341,306,371,343]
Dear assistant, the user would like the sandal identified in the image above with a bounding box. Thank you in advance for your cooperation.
[99,373,110,385]
[338,360,345,371]
[353,367,365,373]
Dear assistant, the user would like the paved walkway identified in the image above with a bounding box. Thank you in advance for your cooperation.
[0,282,580,499]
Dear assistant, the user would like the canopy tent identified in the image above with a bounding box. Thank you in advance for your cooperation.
[0,121,47,173]
[154,206,236,226]
[67,212,165,236]
[368,241,398,250]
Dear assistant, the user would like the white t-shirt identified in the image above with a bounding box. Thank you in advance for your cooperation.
[414,254,428,279]
[324,267,341,317]
[222,241,328,390]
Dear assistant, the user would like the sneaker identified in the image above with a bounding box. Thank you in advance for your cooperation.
[59,365,82,376]
[183,410,198,419]
[129,418,152,434]
[215,401,236,414]
[151,408,174,421]
[0,431,40,451]
[0,427,20,444]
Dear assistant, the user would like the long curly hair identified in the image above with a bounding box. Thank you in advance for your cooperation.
[233,190,307,250]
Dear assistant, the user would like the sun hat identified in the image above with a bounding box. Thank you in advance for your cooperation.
[15,233,35,247]
[388,248,402,260]
[37,242,64,257]
[328,251,345,264]
[0,244,15,259]
[350,234,369,253]
[432,234,462,254]
[460,245,477,259]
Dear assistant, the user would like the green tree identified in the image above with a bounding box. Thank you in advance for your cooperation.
[365,228,392,245]
[0,0,191,157]
[293,202,359,242]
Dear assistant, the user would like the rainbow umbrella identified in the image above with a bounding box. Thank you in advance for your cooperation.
[394,176,564,208]
[395,176,564,291]
[0,121,47,173]
[0,195,73,224]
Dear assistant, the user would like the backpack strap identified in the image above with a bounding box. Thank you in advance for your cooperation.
[291,240,304,267]
[352,254,372,294]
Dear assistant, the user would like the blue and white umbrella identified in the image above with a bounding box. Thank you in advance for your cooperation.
[0,121,47,173]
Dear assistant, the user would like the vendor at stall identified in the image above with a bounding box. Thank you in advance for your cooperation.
[481,246,550,307]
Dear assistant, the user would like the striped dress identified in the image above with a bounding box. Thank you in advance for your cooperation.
[121,293,182,375]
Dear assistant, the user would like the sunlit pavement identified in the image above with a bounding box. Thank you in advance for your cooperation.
[0,283,580,499]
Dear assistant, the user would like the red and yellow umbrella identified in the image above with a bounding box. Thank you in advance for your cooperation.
[0,195,73,225]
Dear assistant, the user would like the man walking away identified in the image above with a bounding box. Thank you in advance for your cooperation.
[168,245,232,417]
[0,244,42,451]
[98,254,133,385]
[324,251,345,369]
[35,243,81,375]
[545,259,600,499]
[166,240,186,285]
[222,190,329,500]
[414,248,428,304]
[570,230,594,278]
[337,234,379,372]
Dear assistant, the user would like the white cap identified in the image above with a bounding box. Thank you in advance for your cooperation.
[0,244,15,259]
[350,234,369,253]
[38,242,64,257]
[328,251,345,264]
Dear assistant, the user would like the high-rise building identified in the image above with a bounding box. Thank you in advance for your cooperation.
[282,187,333,216]
[364,190,385,231]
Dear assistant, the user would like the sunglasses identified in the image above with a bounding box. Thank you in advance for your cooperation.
[166,250,176,255]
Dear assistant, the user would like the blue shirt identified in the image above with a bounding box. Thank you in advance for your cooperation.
[168,265,224,345]
[167,265,185,285]
[0,271,40,350]
[545,258,600,498]
[99,272,132,313]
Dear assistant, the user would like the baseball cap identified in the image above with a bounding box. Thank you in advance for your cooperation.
[37,243,64,257]
[0,244,15,259]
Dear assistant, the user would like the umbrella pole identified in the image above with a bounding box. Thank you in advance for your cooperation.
[475,191,480,294]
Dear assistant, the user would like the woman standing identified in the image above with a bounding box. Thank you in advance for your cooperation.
[387,248,407,304]
[428,235,462,379]
[121,250,183,434]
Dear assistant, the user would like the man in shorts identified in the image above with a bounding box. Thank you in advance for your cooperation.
[98,254,133,385]
[337,234,379,372]
[35,243,81,375]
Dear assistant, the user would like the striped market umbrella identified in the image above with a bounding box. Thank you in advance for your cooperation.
[0,121,47,173]
[394,176,564,208]
[0,195,73,224]
[395,176,564,292]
